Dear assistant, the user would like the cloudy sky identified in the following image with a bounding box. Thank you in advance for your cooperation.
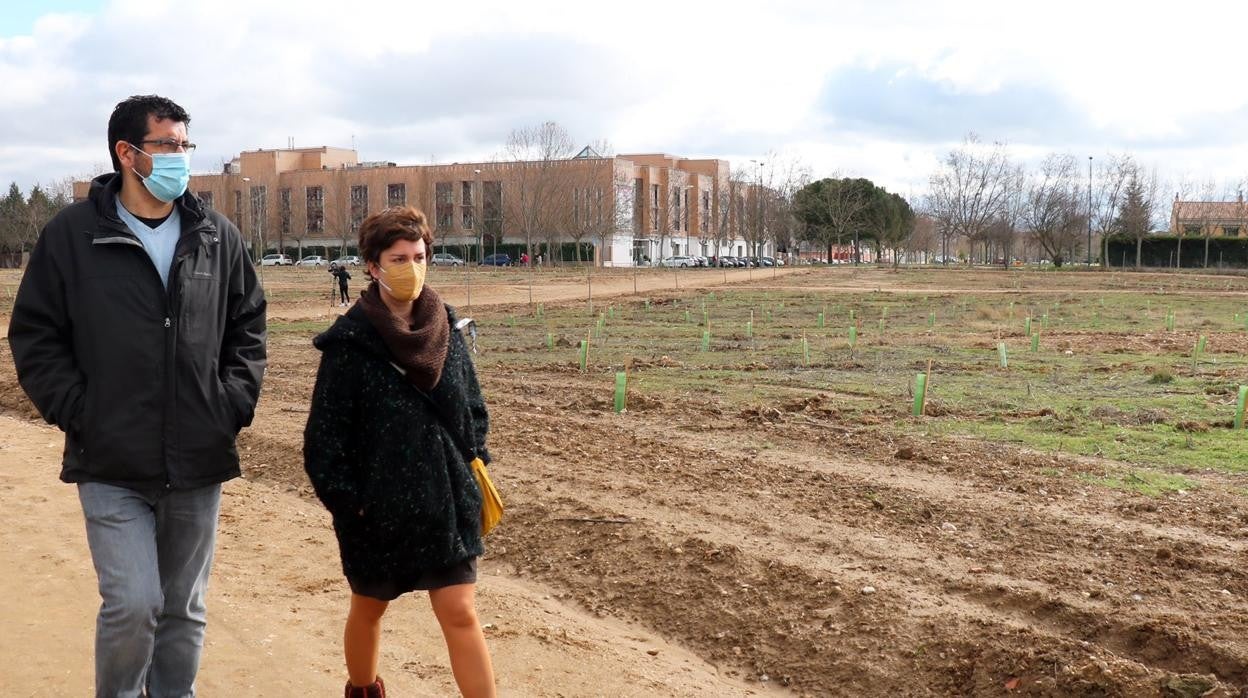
[4,0,1248,199]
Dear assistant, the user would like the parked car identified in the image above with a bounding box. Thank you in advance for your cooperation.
[295,255,327,267]
[260,253,292,266]
[718,256,737,267]
[480,253,512,267]
[694,255,709,267]
[331,255,361,267]
[431,252,466,266]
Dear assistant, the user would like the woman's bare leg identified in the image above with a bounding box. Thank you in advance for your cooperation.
[345,592,389,687]
[429,583,495,697]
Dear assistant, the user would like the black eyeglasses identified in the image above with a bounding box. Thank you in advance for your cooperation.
[136,139,196,153]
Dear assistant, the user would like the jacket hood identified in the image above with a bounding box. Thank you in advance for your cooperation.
[88,172,208,229]
[313,306,383,355]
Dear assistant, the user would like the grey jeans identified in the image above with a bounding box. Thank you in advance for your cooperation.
[78,482,222,698]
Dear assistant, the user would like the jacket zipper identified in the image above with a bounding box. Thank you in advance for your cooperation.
[93,214,213,490]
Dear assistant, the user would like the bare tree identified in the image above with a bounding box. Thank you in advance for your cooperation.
[906,212,938,263]
[1168,174,1198,267]
[714,167,748,259]
[501,121,577,264]
[596,166,636,266]
[1197,178,1233,268]
[757,152,810,262]
[926,134,1014,265]
[322,167,366,259]
[1092,154,1135,267]
[1022,154,1083,266]
[993,164,1026,265]
[22,184,55,254]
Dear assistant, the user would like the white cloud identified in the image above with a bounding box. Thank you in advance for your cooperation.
[4,0,1248,196]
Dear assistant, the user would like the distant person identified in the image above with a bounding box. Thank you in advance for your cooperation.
[535,252,542,266]
[304,206,496,698]
[330,262,352,306]
[7,94,267,696]
[520,252,529,266]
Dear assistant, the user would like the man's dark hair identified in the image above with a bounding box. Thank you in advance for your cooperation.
[107,95,191,171]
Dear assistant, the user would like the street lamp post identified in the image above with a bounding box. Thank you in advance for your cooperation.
[1087,156,1093,267]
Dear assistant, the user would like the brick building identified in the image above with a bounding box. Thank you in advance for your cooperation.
[77,146,772,265]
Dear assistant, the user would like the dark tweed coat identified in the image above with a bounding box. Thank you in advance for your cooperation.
[304,303,490,590]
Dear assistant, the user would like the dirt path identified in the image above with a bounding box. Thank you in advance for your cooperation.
[266,267,799,321]
[0,415,781,696]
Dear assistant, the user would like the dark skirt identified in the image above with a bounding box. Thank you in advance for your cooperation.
[348,557,478,601]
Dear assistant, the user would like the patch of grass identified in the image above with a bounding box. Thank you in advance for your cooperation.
[1077,470,1198,497]
[456,271,1248,474]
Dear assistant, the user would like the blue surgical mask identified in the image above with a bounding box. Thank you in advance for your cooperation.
[130,146,190,203]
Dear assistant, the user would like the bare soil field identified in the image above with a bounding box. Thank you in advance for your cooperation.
[2,265,1247,696]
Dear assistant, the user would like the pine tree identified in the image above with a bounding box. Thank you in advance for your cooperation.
[1115,174,1152,268]
[0,182,27,258]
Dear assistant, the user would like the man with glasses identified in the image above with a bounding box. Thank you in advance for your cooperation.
[8,94,266,696]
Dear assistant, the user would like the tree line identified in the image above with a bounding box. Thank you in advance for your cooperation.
[923,135,1162,268]
[0,181,72,266]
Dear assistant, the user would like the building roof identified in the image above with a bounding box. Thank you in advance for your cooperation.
[1172,200,1248,222]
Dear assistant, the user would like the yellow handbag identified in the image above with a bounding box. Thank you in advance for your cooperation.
[404,349,503,536]
[470,457,504,535]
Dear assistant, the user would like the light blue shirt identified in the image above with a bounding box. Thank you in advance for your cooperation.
[115,195,181,288]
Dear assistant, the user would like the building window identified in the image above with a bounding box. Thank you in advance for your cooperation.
[1184,224,1201,236]
[435,182,453,231]
[633,178,643,234]
[701,190,710,232]
[306,186,324,234]
[651,184,659,232]
[279,188,291,236]
[250,186,267,239]
[233,190,244,231]
[672,188,680,232]
[461,181,474,229]
[198,191,213,209]
[682,188,689,232]
[1226,226,1242,237]
[387,183,405,208]
[350,185,368,233]
[483,181,502,237]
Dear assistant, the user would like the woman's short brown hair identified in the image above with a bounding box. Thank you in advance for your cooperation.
[357,206,434,266]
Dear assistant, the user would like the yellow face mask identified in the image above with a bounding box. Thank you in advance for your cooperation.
[378,260,426,302]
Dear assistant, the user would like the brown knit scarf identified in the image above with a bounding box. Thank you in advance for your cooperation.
[358,281,449,391]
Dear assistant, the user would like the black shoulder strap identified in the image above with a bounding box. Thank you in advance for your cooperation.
[389,361,475,461]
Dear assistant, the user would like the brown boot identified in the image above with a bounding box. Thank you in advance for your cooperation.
[344,676,385,698]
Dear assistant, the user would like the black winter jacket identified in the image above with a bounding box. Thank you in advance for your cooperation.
[304,303,489,584]
[7,173,267,492]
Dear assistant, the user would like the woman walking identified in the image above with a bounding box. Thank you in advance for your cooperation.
[304,206,496,697]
